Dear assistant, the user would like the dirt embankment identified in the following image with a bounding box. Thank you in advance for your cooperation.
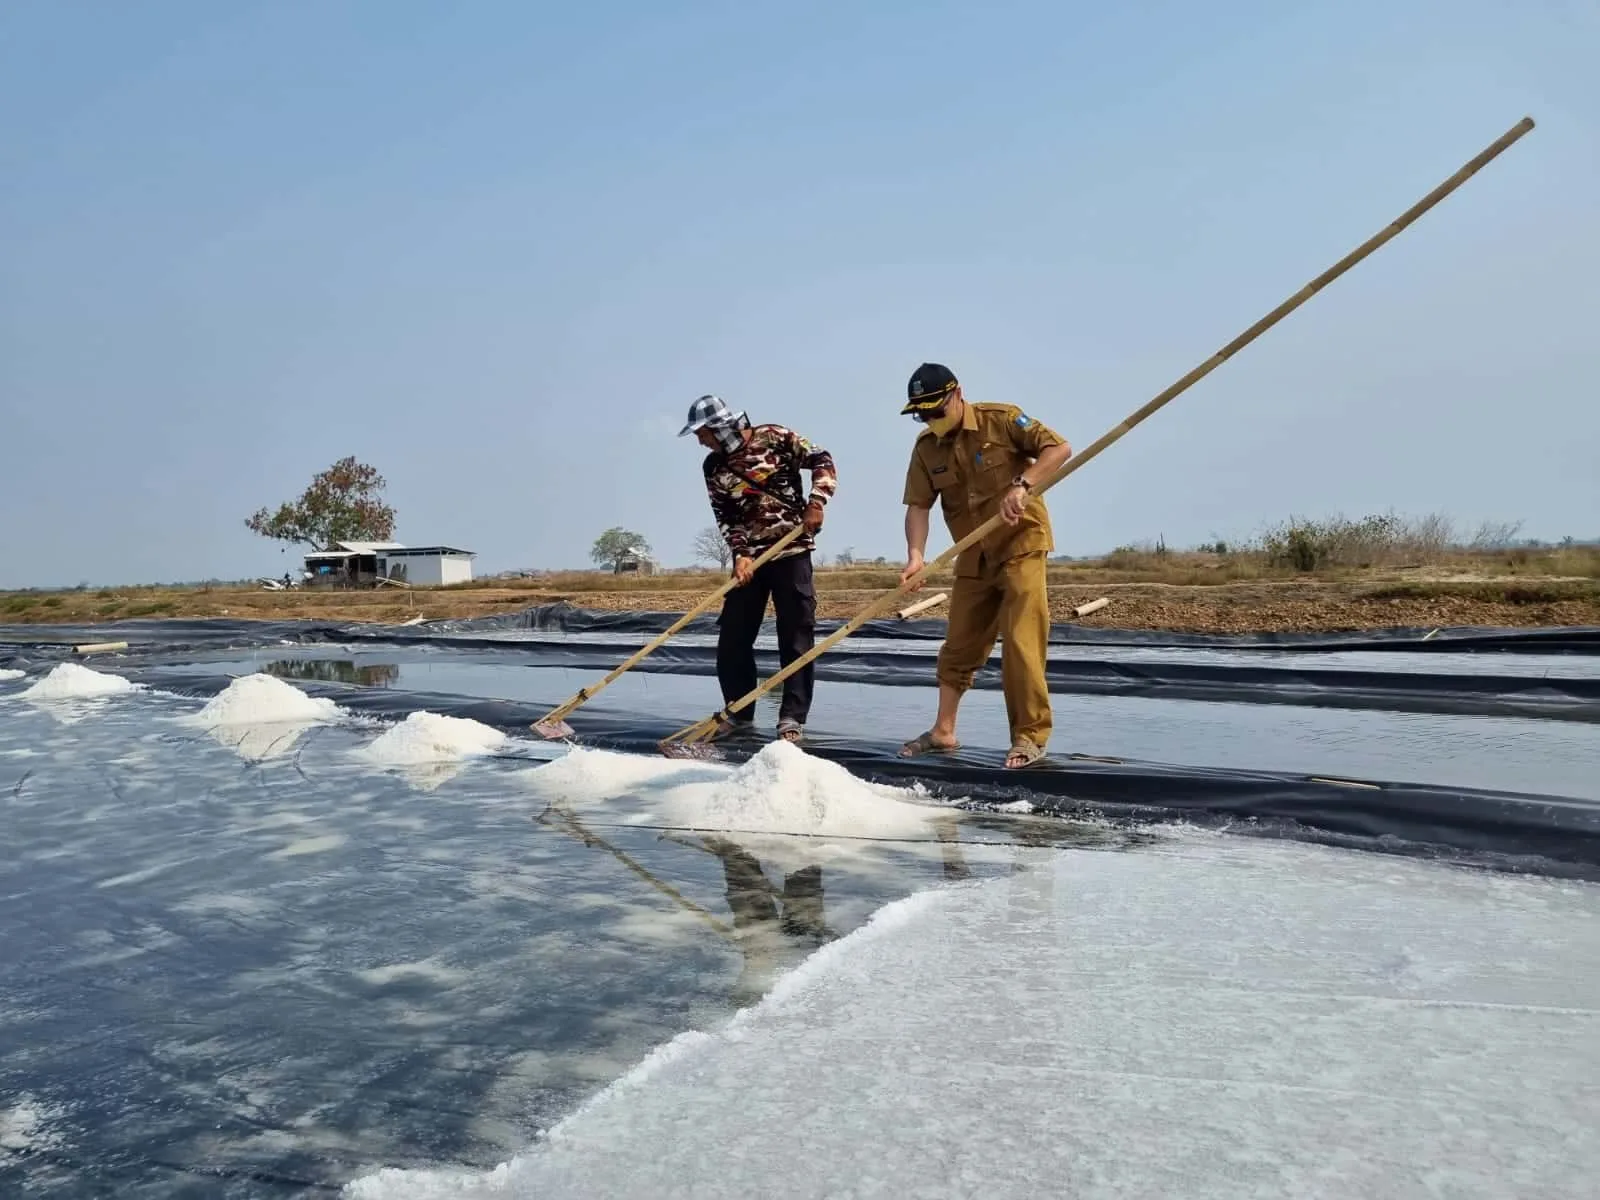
[4,576,1598,635]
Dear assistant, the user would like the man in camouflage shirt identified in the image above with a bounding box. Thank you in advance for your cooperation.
[680,394,838,743]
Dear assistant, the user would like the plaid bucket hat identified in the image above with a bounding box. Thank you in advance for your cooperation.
[678,394,748,436]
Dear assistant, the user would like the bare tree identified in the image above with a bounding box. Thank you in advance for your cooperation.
[1469,519,1525,551]
[693,526,732,570]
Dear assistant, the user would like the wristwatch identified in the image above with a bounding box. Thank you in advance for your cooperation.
[1010,475,1032,493]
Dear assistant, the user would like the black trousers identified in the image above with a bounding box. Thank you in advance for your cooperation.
[717,550,815,726]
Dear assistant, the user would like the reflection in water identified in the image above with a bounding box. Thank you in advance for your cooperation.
[265,659,400,688]
[535,801,1139,1012]
[538,807,732,937]
[697,835,838,1009]
[205,719,318,763]
[537,805,844,1010]
[933,815,971,880]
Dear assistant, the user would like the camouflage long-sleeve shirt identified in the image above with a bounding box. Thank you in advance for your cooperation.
[702,424,838,561]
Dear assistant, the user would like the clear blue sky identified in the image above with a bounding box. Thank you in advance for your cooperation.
[2,0,1595,588]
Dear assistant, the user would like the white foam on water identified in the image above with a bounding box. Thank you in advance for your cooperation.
[0,668,25,682]
[355,958,473,989]
[188,673,342,727]
[20,662,140,700]
[343,834,1600,1199]
[353,711,507,766]
[0,1093,68,1155]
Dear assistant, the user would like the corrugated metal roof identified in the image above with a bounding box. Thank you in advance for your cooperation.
[383,546,476,557]
[335,541,406,554]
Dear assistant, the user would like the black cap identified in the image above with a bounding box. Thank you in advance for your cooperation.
[901,363,958,415]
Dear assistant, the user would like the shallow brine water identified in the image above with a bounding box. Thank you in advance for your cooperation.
[141,646,1600,800]
[3,641,1598,1198]
[0,666,1114,1196]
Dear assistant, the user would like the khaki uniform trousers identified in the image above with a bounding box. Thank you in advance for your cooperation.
[935,550,1052,748]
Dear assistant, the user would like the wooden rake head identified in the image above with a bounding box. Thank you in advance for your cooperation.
[530,716,575,740]
[657,711,730,759]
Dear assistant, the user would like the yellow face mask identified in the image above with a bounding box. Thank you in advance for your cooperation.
[925,410,961,438]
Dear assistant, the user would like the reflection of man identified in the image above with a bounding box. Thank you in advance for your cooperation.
[896,363,1074,769]
[700,836,835,1008]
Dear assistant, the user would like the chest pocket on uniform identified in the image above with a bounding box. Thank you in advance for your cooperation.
[972,440,1013,496]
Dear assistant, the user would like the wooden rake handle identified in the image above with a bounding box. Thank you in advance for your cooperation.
[534,522,809,726]
[662,115,1536,746]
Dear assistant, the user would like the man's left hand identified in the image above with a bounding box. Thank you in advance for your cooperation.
[1000,485,1028,524]
[803,500,825,535]
[732,556,755,586]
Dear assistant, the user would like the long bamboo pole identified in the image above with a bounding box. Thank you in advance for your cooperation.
[531,523,807,738]
[659,115,1535,754]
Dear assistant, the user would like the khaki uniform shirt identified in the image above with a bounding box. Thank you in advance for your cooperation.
[902,401,1065,578]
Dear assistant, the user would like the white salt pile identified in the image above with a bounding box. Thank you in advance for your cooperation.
[21,662,140,701]
[352,711,507,766]
[524,741,937,843]
[178,673,344,762]
[0,668,25,683]
[189,673,342,727]
[525,743,725,803]
[659,740,935,841]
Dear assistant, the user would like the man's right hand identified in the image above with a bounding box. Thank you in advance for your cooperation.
[900,551,926,592]
[733,557,755,586]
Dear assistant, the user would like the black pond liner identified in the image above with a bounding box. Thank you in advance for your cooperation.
[117,667,1600,883]
[312,640,1600,724]
[390,601,1600,655]
[8,609,1600,725]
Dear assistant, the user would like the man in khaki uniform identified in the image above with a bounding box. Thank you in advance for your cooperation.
[897,363,1073,768]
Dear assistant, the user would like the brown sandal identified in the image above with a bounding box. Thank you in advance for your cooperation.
[1005,738,1046,769]
[899,730,961,758]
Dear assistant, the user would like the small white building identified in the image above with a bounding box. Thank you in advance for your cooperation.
[302,541,476,587]
[378,544,477,586]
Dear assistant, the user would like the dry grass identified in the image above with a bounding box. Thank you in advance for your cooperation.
[1358,580,1600,605]
[3,512,1597,634]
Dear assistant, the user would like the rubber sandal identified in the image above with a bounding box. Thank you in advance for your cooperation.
[777,718,804,743]
[898,730,961,758]
[705,716,755,744]
[1004,738,1046,769]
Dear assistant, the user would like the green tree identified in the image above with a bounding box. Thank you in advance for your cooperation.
[245,456,397,550]
[591,527,651,570]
